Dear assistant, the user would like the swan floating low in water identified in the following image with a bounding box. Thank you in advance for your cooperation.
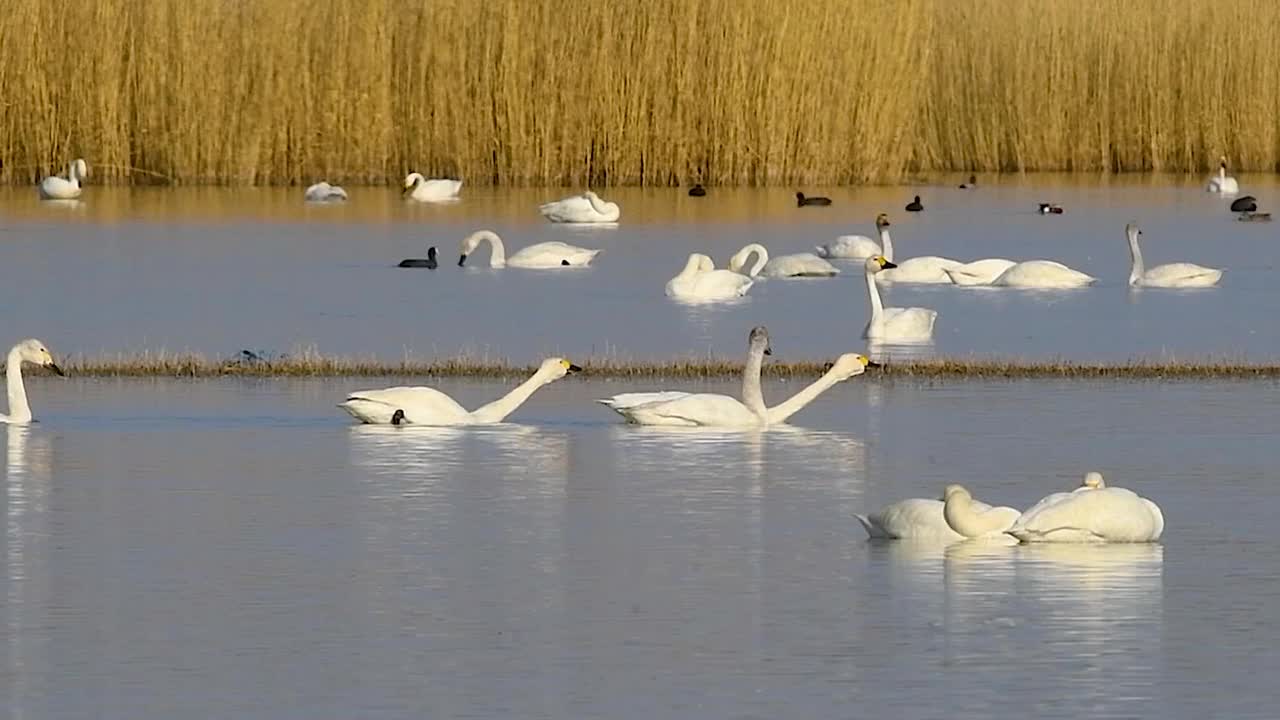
[1205,156,1239,195]
[1125,223,1222,288]
[457,230,601,269]
[403,173,462,202]
[398,247,438,269]
[990,260,1096,288]
[1229,195,1257,213]
[863,256,937,341]
[1008,472,1165,543]
[2,339,65,424]
[688,184,707,197]
[38,159,88,200]
[1038,203,1064,215]
[304,181,348,202]
[666,253,753,301]
[856,497,995,541]
[944,258,1017,286]
[815,213,893,260]
[905,195,924,212]
[942,485,1022,539]
[339,358,580,425]
[539,191,621,223]
[796,192,831,207]
[728,244,839,278]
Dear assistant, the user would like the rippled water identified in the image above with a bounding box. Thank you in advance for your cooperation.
[4,376,1279,718]
[1,176,1277,362]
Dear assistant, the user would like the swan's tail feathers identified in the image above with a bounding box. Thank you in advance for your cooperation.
[815,245,830,258]
[854,514,884,538]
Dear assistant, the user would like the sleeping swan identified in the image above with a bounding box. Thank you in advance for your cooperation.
[941,485,1022,538]
[944,258,1017,286]
[457,230,601,269]
[856,496,996,541]
[815,213,893,260]
[1125,223,1222,288]
[403,173,462,202]
[990,260,1096,288]
[2,339,65,424]
[38,159,89,200]
[863,256,937,341]
[1008,472,1164,543]
[728,243,839,278]
[539,191,621,223]
[339,358,581,425]
[304,181,348,202]
[666,253,753,301]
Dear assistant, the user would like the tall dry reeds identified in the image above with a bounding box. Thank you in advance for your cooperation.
[1,0,1277,186]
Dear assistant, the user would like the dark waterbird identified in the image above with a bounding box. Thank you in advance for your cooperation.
[959,174,977,189]
[905,195,923,212]
[1230,195,1258,213]
[1039,203,1065,215]
[688,184,707,197]
[796,192,832,207]
[398,247,438,269]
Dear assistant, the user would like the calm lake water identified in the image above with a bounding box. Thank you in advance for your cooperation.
[1,175,1277,363]
[4,375,1280,718]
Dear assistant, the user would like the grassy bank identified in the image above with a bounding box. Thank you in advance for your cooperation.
[3,0,1278,186]
[11,350,1280,380]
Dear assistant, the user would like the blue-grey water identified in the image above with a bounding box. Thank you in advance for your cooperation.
[4,375,1279,719]
[1,176,1277,363]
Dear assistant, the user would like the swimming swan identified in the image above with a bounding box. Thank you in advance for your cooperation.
[855,497,996,541]
[304,182,348,202]
[871,214,961,284]
[339,358,581,425]
[539,191,621,223]
[403,173,462,202]
[666,253,753,301]
[944,258,1017,286]
[1205,156,1239,195]
[457,230,601,269]
[942,485,1022,538]
[1125,223,1222,288]
[863,256,937,341]
[990,260,1096,288]
[2,339,65,424]
[815,213,894,260]
[728,244,839,278]
[1008,472,1165,543]
[38,159,88,200]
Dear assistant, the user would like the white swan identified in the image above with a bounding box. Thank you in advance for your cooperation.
[990,260,1096,288]
[665,253,753,301]
[863,256,937,341]
[2,339,65,424]
[856,497,996,541]
[38,159,88,200]
[728,244,839,278]
[304,181,348,202]
[1125,223,1222,288]
[1008,472,1165,543]
[1205,156,1239,195]
[814,213,893,260]
[339,358,581,425]
[457,230,601,269]
[538,191,621,223]
[403,173,462,202]
[944,258,1017,286]
[941,485,1022,538]
[864,214,959,284]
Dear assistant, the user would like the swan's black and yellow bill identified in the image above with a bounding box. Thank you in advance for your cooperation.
[562,360,583,373]
[47,362,65,377]
[876,256,898,269]
[458,254,468,267]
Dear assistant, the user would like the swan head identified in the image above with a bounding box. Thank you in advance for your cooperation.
[825,353,873,379]
[538,357,583,381]
[1082,471,1106,489]
[1219,155,1228,170]
[748,326,772,357]
[402,172,424,192]
[458,230,500,266]
[1125,222,1141,239]
[875,213,891,230]
[73,159,88,179]
[864,255,897,273]
[14,339,64,376]
[942,484,971,502]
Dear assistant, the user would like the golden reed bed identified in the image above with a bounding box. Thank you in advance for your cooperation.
[2,0,1277,187]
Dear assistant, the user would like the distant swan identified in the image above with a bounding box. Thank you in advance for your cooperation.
[990,260,1096,288]
[944,258,1017,286]
[1009,472,1165,543]
[666,253,753,301]
[340,358,581,425]
[1125,223,1222,288]
[457,230,601,269]
[539,191,621,223]
[38,159,88,200]
[905,195,923,212]
[815,213,893,260]
[2,339,65,424]
[863,256,937,341]
[856,497,994,541]
[796,192,831,207]
[398,247,438,269]
[304,181,348,202]
[942,485,1022,538]
[728,244,839,278]
[403,173,462,202]
[1205,156,1239,195]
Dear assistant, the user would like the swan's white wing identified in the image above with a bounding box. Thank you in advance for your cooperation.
[38,175,81,200]
[992,260,1096,288]
[761,253,840,277]
[615,393,759,427]
[860,499,959,540]
[1010,487,1158,543]
[305,182,348,202]
[597,391,693,411]
[340,386,470,425]
[945,258,1016,285]
[409,179,462,202]
[691,270,753,297]
[539,195,598,222]
[1140,263,1222,287]
[876,256,962,284]
[816,235,880,259]
[507,241,602,268]
[871,307,937,340]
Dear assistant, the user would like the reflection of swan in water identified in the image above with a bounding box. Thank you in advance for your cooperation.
[6,424,54,708]
[347,424,571,485]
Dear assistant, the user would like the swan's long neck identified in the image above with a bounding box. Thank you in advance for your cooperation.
[878,227,894,262]
[677,255,704,279]
[944,494,1015,538]
[865,269,885,324]
[480,231,506,268]
[469,368,554,423]
[1219,165,1227,183]
[585,193,617,219]
[741,346,767,417]
[4,348,32,423]
[764,367,849,425]
[730,244,769,277]
[1126,229,1144,285]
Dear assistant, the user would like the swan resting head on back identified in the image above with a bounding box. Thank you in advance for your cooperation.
[942,484,1022,538]
[1008,471,1165,543]
[3,339,65,424]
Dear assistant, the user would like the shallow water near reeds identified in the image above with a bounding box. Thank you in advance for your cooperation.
[4,375,1280,718]
[2,176,1278,365]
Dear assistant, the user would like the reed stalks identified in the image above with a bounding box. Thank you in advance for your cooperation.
[2,0,1277,186]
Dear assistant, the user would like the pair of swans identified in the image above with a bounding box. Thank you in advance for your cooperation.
[1206,157,1239,195]
[666,253,754,301]
[857,472,1164,543]
[340,358,581,425]
[863,256,937,341]
[456,230,601,269]
[817,214,960,283]
[2,340,65,424]
[598,326,874,427]
[404,173,463,202]
[39,159,89,200]
[539,191,621,223]
[1125,223,1222,288]
[727,244,839,278]
[304,182,348,202]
